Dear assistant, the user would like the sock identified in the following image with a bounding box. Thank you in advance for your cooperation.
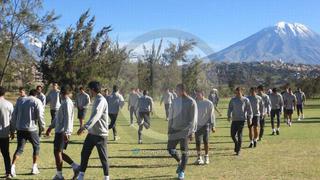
[277,128,280,131]
[104,176,110,180]
[71,162,79,170]
[12,164,15,168]
[254,139,258,142]
[204,154,209,157]
[79,172,85,176]
[272,129,275,132]
[33,163,37,168]
[56,171,63,178]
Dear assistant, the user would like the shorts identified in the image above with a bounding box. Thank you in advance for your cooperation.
[249,116,260,127]
[296,105,303,112]
[78,108,87,119]
[195,125,210,145]
[54,133,69,151]
[16,130,40,156]
[285,109,294,115]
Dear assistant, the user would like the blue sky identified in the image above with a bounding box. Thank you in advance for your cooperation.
[43,0,320,52]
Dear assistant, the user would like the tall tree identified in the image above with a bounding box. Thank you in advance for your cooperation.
[0,0,59,85]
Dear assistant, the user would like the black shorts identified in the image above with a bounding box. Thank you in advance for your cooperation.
[16,130,40,156]
[297,105,303,112]
[195,125,210,144]
[285,109,294,115]
[78,108,87,119]
[54,133,68,151]
[249,116,260,127]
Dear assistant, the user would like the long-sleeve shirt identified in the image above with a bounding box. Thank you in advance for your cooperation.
[106,92,124,114]
[161,92,174,104]
[37,93,46,107]
[84,94,109,137]
[284,93,297,110]
[12,96,45,132]
[0,98,14,138]
[269,93,284,110]
[46,90,61,110]
[227,96,253,121]
[196,98,215,130]
[49,97,74,135]
[247,95,264,117]
[128,92,140,108]
[137,95,153,113]
[258,92,271,115]
[75,92,90,109]
[208,92,219,107]
[168,96,198,137]
[295,91,306,105]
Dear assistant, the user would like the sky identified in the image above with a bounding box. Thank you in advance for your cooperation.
[43,0,320,53]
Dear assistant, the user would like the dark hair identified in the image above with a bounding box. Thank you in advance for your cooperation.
[250,87,257,92]
[143,90,148,95]
[176,84,186,92]
[113,85,118,92]
[29,89,38,96]
[0,86,6,96]
[36,85,42,90]
[61,85,71,96]
[19,87,25,91]
[88,81,101,93]
[235,87,243,92]
[272,88,277,93]
[195,88,204,94]
[257,85,264,91]
[79,87,84,91]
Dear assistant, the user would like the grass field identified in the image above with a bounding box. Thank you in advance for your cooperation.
[1,98,320,180]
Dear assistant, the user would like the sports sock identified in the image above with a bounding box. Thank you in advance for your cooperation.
[71,162,79,170]
[56,171,63,178]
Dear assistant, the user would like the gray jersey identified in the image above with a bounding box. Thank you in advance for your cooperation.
[128,92,140,108]
[76,92,91,109]
[137,95,153,113]
[168,96,198,137]
[284,93,297,110]
[49,97,74,135]
[12,96,45,132]
[269,93,284,110]
[196,98,215,130]
[295,91,306,105]
[37,93,46,107]
[227,96,253,121]
[258,92,271,115]
[161,92,174,104]
[247,95,264,117]
[106,92,124,114]
[46,90,61,110]
[0,98,14,138]
[84,94,109,137]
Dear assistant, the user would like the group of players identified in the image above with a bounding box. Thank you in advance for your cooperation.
[0,81,306,180]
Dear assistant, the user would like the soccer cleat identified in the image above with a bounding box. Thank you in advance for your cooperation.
[77,173,84,180]
[53,175,65,180]
[236,151,240,156]
[248,143,253,148]
[31,165,40,175]
[11,165,16,177]
[5,174,13,180]
[178,171,185,180]
[194,156,204,165]
[276,130,280,135]
[72,166,80,180]
[271,131,275,135]
[176,164,182,174]
[114,136,120,141]
[204,155,210,164]
[138,139,143,144]
[254,141,257,148]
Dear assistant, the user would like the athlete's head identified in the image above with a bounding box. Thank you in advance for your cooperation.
[0,86,6,97]
[272,88,278,94]
[79,87,85,93]
[52,82,59,90]
[61,85,72,97]
[250,87,257,96]
[196,88,205,100]
[257,85,264,92]
[113,85,118,93]
[176,84,187,97]
[29,89,38,97]
[235,87,244,97]
[143,90,148,96]
[36,85,43,93]
[19,87,26,97]
[88,81,101,96]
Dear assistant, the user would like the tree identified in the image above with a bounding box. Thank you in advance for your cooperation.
[0,0,59,85]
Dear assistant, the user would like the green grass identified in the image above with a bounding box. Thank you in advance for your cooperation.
[1,98,320,180]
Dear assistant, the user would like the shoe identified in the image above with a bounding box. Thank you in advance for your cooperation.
[276,130,280,135]
[194,156,204,165]
[138,139,143,144]
[129,123,134,127]
[178,171,185,180]
[236,151,240,156]
[72,166,80,180]
[31,165,40,175]
[176,164,182,174]
[271,131,275,135]
[248,143,253,148]
[289,121,292,127]
[114,136,120,141]
[302,115,304,119]
[53,175,65,180]
[11,165,16,177]
[204,155,209,164]
[138,120,144,126]
[254,141,257,148]
[5,174,13,180]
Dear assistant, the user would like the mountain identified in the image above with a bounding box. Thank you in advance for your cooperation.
[20,35,42,61]
[209,22,320,64]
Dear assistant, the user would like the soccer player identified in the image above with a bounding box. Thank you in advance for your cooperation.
[46,86,79,180]
[170,88,178,99]
[208,88,219,107]
[194,89,215,165]
[283,88,297,126]
[75,87,91,127]
[227,87,252,156]
[46,83,61,124]
[17,87,26,100]
[103,88,109,99]
[269,88,284,135]
[36,85,46,106]
[128,88,140,126]
[77,81,109,180]
[106,85,124,141]
[0,86,14,179]
[167,84,197,180]
[247,87,264,148]
[282,87,290,123]
[136,90,153,144]
[11,89,45,177]
[160,89,174,121]
[257,85,271,141]
[295,88,306,121]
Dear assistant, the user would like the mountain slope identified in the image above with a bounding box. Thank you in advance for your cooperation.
[209,22,320,64]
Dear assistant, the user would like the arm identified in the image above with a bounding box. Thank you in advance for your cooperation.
[227,99,233,121]
[36,102,45,132]
[84,99,104,130]
[150,98,154,113]
[209,103,216,128]
[246,100,253,122]
[119,94,125,109]
[128,94,131,110]
[259,98,264,117]
[188,101,198,136]
[46,92,51,105]
[64,102,73,135]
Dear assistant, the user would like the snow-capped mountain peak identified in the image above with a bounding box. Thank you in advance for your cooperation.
[275,21,313,37]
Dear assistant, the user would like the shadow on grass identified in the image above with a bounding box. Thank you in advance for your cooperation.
[295,119,320,123]
[87,164,176,169]
[113,175,175,180]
